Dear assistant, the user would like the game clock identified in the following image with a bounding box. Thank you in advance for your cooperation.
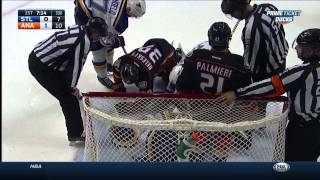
[18,9,65,30]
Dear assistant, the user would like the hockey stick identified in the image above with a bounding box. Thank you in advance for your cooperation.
[231,19,241,39]
[119,35,128,55]
[121,45,128,55]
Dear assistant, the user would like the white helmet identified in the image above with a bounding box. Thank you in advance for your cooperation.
[167,64,183,92]
[126,0,146,18]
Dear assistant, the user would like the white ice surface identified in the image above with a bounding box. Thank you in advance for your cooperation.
[2,0,320,161]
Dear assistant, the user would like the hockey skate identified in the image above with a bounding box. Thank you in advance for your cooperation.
[106,63,113,76]
[68,136,85,146]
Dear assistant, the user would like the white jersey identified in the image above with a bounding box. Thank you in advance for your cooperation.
[184,41,212,61]
[78,0,129,35]
[191,41,212,51]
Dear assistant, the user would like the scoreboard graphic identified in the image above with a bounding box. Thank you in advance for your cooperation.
[18,9,65,30]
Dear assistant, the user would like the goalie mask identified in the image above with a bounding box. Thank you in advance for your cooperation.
[126,0,146,18]
[120,61,140,84]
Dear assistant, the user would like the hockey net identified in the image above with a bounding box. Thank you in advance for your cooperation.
[82,92,289,162]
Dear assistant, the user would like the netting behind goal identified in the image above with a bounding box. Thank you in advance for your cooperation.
[82,92,289,162]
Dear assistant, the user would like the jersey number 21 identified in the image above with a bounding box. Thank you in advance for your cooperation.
[200,73,224,94]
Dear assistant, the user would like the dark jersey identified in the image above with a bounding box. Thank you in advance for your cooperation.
[242,4,289,82]
[236,60,320,123]
[113,38,175,91]
[176,49,252,94]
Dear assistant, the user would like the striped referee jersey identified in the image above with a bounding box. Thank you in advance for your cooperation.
[242,3,289,82]
[236,60,320,123]
[33,25,90,88]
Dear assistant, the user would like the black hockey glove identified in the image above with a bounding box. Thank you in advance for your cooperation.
[113,36,125,49]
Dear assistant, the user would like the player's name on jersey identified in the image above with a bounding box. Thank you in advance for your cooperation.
[196,61,233,78]
[18,9,65,30]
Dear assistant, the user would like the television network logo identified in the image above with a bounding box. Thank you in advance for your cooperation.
[267,10,302,24]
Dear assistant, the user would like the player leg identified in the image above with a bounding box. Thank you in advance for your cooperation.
[28,53,84,142]
[105,49,115,76]
[92,47,114,88]
[285,120,320,161]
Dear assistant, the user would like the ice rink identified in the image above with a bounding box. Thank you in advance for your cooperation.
[2,0,320,161]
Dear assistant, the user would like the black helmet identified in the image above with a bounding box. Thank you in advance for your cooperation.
[208,22,232,48]
[120,61,140,84]
[85,17,108,38]
[296,28,320,47]
[221,0,251,15]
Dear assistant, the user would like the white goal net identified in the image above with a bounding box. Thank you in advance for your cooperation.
[82,92,289,162]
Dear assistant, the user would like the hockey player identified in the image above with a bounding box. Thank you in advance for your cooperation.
[105,38,184,161]
[221,0,289,82]
[28,17,108,143]
[173,22,252,162]
[105,38,183,93]
[74,0,146,87]
[218,28,320,161]
[176,21,252,94]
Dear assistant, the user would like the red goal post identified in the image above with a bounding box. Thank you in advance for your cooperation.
[82,92,289,162]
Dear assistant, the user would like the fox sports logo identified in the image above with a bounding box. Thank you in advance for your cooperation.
[273,162,290,172]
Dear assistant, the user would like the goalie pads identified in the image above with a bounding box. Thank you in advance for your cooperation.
[110,126,138,148]
[146,130,178,162]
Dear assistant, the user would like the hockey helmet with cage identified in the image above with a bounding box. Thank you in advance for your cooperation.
[221,0,251,17]
[85,17,108,40]
[293,28,320,60]
[120,61,140,84]
[126,0,146,18]
[208,22,232,48]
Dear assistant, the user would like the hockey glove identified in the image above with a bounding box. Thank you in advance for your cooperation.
[99,36,114,47]
[71,87,81,99]
[113,82,126,92]
[113,36,125,49]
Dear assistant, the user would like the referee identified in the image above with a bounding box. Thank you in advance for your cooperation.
[221,0,289,82]
[28,17,108,143]
[218,28,320,161]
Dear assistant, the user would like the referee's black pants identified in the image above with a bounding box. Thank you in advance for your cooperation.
[285,119,320,161]
[28,52,84,139]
